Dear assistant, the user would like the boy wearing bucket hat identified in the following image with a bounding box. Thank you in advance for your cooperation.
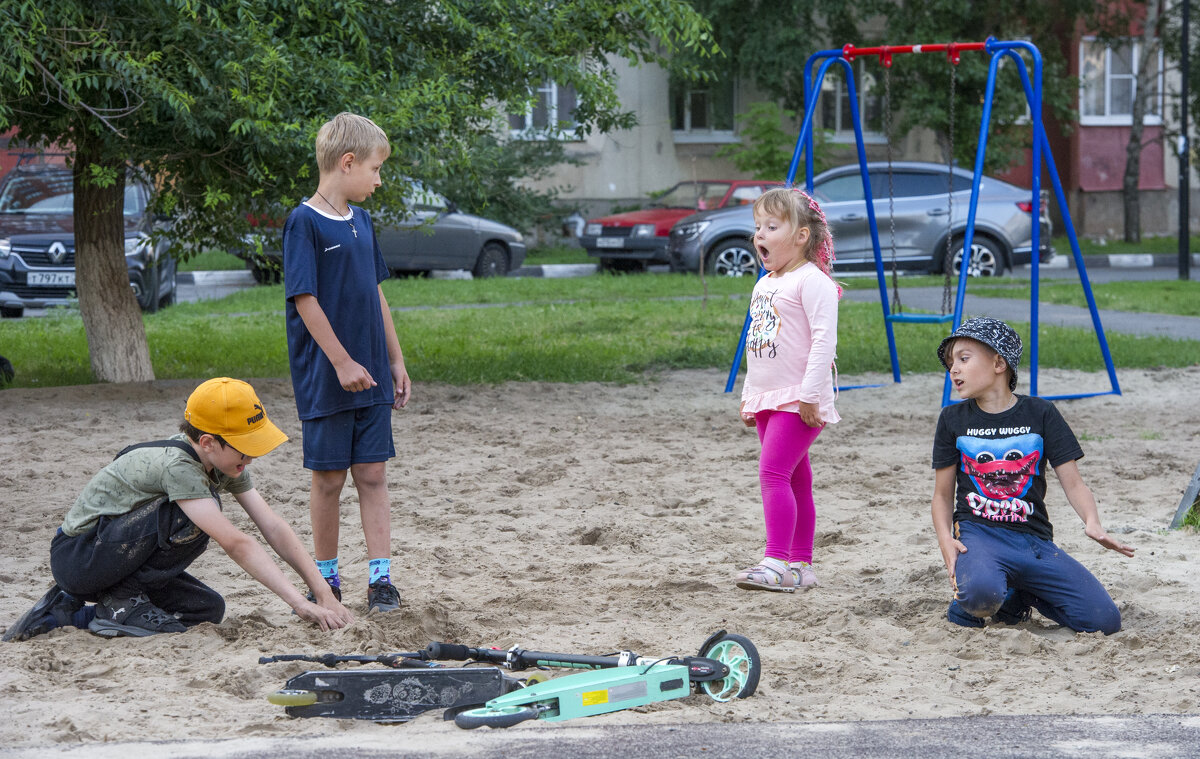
[3,378,354,641]
[930,317,1134,635]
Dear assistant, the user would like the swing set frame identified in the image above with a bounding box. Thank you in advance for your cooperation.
[726,38,1121,405]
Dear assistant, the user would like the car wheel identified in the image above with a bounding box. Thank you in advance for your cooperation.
[706,239,759,277]
[944,235,1007,277]
[136,268,161,312]
[600,258,646,273]
[0,306,23,319]
[472,242,509,278]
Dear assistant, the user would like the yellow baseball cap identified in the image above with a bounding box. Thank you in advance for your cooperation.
[184,378,288,458]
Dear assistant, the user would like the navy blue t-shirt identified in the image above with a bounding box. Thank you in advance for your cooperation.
[283,202,393,420]
[931,395,1083,541]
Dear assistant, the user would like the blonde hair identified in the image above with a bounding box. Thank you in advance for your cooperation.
[752,187,841,297]
[315,112,390,173]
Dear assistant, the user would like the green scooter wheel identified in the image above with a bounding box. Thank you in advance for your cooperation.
[699,633,761,702]
[267,689,318,706]
[455,704,541,729]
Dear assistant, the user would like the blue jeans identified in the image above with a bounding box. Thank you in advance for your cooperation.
[947,520,1121,635]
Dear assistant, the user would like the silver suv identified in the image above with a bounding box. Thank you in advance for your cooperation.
[0,160,176,318]
[668,161,1053,277]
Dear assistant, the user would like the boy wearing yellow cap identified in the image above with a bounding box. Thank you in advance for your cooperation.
[3,378,354,641]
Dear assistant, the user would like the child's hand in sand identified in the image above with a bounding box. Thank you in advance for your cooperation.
[1085,521,1135,558]
[938,536,967,593]
[295,598,355,631]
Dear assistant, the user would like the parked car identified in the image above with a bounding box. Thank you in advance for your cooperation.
[579,180,781,270]
[237,182,527,281]
[668,162,1053,277]
[0,161,176,317]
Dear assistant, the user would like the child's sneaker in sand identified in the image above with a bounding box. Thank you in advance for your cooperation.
[2,585,84,642]
[790,562,819,589]
[89,592,186,638]
[367,580,401,612]
[304,577,342,605]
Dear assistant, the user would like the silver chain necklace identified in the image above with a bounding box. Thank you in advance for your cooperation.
[314,189,357,238]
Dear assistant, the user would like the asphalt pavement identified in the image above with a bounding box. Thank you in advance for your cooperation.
[4,713,1199,758]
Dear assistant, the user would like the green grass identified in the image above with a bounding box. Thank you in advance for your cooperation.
[522,243,591,266]
[2,273,1198,389]
[176,248,247,272]
[967,278,1200,317]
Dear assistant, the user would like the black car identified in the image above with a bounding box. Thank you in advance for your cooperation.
[0,161,176,318]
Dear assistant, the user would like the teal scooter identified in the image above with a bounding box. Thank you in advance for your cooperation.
[437,630,760,729]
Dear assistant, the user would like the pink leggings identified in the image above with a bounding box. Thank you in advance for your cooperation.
[755,409,823,563]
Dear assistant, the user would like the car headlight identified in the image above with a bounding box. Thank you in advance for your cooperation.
[512,231,523,243]
[674,221,710,240]
[585,223,602,236]
[124,233,152,260]
[631,223,656,238]
[0,239,10,258]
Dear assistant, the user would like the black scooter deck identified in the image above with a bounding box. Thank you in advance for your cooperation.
[280,667,521,722]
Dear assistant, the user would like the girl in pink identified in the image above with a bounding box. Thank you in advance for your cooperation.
[736,187,840,593]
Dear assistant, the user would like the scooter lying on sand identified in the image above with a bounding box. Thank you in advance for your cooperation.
[261,629,760,726]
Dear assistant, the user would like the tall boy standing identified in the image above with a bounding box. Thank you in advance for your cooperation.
[930,317,1133,634]
[283,113,411,613]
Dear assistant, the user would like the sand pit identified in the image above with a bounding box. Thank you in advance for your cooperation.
[0,367,1197,748]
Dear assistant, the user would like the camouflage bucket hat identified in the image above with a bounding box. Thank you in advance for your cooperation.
[936,317,1023,391]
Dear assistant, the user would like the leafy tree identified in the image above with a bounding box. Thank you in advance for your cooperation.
[715,102,833,181]
[0,0,715,382]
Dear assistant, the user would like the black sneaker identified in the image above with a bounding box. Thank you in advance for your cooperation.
[305,578,342,605]
[367,580,401,612]
[88,592,186,638]
[2,585,84,642]
[993,587,1033,625]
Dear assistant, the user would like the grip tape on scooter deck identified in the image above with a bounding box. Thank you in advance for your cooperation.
[278,667,520,721]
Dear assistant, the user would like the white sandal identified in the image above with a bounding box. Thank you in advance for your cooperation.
[734,563,796,593]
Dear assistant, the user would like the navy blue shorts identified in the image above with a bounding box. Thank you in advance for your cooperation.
[302,404,395,471]
[947,520,1121,634]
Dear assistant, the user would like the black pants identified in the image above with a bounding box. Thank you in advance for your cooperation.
[50,496,224,626]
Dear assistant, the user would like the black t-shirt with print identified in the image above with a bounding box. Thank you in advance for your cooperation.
[932,395,1083,541]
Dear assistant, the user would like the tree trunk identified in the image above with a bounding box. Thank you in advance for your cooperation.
[1122,0,1163,244]
[73,147,155,383]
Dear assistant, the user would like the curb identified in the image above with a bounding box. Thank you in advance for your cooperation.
[1044,252,1200,269]
[177,270,256,285]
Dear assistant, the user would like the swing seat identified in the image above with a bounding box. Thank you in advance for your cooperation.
[885,312,956,324]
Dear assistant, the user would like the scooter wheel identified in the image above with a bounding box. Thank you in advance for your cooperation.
[455,705,541,729]
[267,689,318,706]
[699,632,761,701]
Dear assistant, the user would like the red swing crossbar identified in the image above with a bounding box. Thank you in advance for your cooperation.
[841,41,989,67]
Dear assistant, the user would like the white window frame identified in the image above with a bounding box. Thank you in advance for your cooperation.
[508,81,581,140]
[1078,36,1163,126]
[671,78,739,144]
[820,60,885,144]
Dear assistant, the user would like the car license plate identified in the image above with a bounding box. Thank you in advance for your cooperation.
[27,271,75,286]
[596,237,624,249]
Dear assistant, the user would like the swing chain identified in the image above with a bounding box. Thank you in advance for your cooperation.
[943,64,957,315]
[884,67,901,314]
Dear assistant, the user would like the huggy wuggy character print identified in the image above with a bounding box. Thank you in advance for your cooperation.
[956,432,1043,523]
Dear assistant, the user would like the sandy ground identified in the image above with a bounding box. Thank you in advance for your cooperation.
[0,367,1198,748]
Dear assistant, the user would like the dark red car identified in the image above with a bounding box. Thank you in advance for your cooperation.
[580,180,781,270]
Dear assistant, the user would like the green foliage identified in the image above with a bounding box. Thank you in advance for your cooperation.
[435,132,581,234]
[715,102,834,181]
[0,0,716,255]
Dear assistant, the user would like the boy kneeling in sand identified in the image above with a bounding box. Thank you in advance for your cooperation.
[931,318,1133,634]
[3,378,354,641]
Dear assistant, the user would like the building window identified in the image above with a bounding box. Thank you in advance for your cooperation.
[670,75,736,142]
[1079,37,1162,125]
[819,60,883,143]
[508,81,579,139]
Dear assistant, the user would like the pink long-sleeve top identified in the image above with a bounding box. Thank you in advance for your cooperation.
[740,263,840,424]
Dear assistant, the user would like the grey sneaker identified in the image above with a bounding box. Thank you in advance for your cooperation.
[367,581,401,612]
[305,578,342,604]
[89,592,186,638]
[3,585,84,642]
